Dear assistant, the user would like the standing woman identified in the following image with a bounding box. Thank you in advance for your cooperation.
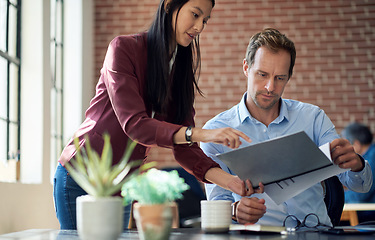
[53,0,260,230]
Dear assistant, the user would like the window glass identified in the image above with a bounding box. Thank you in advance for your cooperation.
[9,62,19,160]
[8,3,18,57]
[9,62,18,122]
[0,0,20,166]
[0,0,6,52]
[9,121,18,160]
[55,0,63,42]
[0,57,6,120]
[50,0,64,165]
[0,117,6,161]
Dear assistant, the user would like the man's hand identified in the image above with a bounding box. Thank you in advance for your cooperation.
[330,138,364,172]
[235,197,266,224]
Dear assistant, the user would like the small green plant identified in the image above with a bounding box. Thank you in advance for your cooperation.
[121,168,190,205]
[64,133,145,197]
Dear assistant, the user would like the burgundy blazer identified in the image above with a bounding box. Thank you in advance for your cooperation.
[58,32,219,182]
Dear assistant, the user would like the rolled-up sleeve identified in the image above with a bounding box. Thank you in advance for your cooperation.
[172,107,220,182]
[173,143,220,183]
[339,160,373,193]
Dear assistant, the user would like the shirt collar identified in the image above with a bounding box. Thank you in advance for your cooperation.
[277,99,289,123]
[238,92,289,124]
[238,93,252,123]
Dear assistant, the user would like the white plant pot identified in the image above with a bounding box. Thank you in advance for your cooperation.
[77,195,123,240]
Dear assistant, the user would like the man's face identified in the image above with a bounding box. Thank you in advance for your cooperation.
[243,46,291,112]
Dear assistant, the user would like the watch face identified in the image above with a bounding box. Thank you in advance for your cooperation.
[186,127,193,142]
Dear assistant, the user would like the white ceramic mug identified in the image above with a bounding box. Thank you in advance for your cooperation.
[201,200,232,233]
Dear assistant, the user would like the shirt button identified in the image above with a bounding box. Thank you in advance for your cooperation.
[263,129,267,133]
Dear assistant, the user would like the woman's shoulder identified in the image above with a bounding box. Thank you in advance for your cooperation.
[104,32,148,70]
[109,32,147,50]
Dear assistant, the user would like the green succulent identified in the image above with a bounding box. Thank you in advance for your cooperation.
[64,134,145,197]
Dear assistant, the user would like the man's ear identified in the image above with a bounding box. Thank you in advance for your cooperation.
[243,58,249,77]
[164,0,172,13]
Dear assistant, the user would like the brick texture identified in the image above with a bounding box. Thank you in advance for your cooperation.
[94,0,375,168]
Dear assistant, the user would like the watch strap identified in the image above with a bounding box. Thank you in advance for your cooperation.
[185,126,193,144]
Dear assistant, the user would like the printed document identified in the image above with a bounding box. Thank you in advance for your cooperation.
[216,131,347,204]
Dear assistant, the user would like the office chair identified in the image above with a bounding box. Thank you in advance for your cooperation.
[322,176,345,226]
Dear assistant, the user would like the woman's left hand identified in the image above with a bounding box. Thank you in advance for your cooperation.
[205,168,264,196]
[228,176,264,196]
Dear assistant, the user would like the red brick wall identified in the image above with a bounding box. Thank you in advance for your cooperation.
[94,0,375,167]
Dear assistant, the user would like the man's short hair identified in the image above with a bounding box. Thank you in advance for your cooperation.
[342,122,373,145]
[245,28,296,79]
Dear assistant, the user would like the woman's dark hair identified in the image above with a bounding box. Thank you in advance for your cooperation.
[146,0,215,124]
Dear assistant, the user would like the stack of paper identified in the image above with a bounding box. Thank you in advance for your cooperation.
[230,224,286,233]
[217,131,347,204]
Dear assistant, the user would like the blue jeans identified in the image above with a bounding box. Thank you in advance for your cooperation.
[53,163,131,230]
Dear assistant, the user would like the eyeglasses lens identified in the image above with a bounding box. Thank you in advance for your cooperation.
[304,214,319,228]
[284,215,299,229]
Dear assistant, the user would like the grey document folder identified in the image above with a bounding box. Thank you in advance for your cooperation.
[216,131,333,188]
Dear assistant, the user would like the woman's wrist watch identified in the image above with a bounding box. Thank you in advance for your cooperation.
[185,126,193,145]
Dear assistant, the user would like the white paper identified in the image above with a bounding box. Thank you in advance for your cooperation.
[264,143,348,205]
[217,132,336,188]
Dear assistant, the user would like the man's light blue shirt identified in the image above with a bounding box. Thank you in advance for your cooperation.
[345,144,375,203]
[202,93,372,227]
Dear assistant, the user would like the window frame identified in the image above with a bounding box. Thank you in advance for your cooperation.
[50,0,64,177]
[0,0,21,166]
[0,0,94,183]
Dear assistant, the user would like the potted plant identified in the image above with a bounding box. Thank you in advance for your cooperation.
[64,134,146,240]
[121,168,189,240]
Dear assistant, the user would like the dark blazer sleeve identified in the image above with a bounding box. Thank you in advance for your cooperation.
[173,108,221,183]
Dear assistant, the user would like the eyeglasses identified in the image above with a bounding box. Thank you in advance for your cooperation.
[283,213,331,231]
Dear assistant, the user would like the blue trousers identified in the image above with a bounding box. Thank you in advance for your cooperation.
[53,163,131,230]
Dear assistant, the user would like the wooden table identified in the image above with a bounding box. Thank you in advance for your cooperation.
[1,228,375,240]
[340,203,375,226]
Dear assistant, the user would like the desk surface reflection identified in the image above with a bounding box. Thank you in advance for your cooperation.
[0,228,374,240]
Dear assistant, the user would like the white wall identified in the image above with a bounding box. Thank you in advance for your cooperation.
[0,0,94,234]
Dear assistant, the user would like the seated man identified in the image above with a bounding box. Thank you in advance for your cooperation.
[201,28,372,227]
[342,122,375,222]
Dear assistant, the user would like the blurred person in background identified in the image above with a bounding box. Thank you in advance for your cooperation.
[342,122,375,223]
